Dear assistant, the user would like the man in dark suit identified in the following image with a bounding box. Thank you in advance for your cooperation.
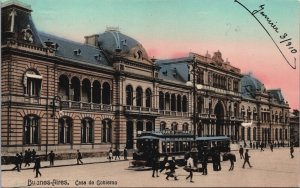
[33,157,42,178]
[48,150,55,166]
[242,149,252,168]
[166,157,178,180]
[239,146,244,159]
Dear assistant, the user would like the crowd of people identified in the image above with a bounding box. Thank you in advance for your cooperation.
[145,142,297,183]
[8,143,295,181]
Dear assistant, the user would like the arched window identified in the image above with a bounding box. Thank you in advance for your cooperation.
[102,82,111,104]
[234,103,239,117]
[159,91,164,110]
[23,70,42,97]
[92,80,101,104]
[81,118,93,143]
[171,94,176,111]
[196,68,204,84]
[102,119,112,143]
[182,123,189,132]
[165,93,170,111]
[58,75,69,100]
[177,95,182,112]
[59,117,72,144]
[253,127,256,140]
[279,129,282,140]
[171,122,178,131]
[275,128,278,140]
[82,79,91,103]
[160,122,166,131]
[23,115,40,144]
[136,87,143,107]
[145,88,152,108]
[285,129,287,140]
[247,127,251,140]
[182,95,188,112]
[71,77,80,101]
[241,127,245,140]
[126,85,133,105]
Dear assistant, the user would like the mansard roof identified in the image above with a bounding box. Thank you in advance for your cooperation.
[241,74,266,99]
[155,57,192,84]
[39,32,110,66]
[268,89,286,105]
[98,28,152,65]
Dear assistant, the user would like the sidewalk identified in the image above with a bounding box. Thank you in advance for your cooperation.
[1,156,130,172]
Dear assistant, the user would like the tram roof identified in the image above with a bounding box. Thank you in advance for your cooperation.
[196,136,230,141]
[136,133,230,141]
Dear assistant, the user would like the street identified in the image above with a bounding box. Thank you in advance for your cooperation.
[2,147,299,187]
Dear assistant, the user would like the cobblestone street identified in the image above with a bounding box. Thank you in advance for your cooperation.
[2,147,299,187]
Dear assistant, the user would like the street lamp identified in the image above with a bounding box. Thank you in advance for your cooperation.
[186,56,199,158]
[51,96,63,117]
[46,96,63,160]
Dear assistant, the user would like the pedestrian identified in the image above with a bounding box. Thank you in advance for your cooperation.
[152,147,160,178]
[166,157,178,181]
[123,148,128,160]
[76,150,83,165]
[160,155,169,173]
[19,152,23,169]
[32,149,36,162]
[260,143,264,151]
[108,149,113,162]
[270,143,273,152]
[239,145,244,159]
[185,153,194,182]
[224,152,236,171]
[242,149,252,168]
[290,145,294,158]
[33,157,42,178]
[202,150,208,175]
[216,151,221,171]
[12,153,20,172]
[24,150,30,167]
[48,150,55,166]
[114,148,120,160]
[250,142,252,149]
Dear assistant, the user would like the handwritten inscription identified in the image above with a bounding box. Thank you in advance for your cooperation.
[235,0,297,69]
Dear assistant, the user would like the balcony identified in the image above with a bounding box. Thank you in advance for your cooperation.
[60,100,113,112]
[124,105,160,116]
[159,110,189,117]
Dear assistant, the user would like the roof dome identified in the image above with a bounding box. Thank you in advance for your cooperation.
[97,28,151,65]
[241,74,266,98]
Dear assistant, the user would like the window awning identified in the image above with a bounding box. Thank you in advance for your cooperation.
[26,73,43,79]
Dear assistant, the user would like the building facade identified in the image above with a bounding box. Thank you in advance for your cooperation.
[1,1,290,160]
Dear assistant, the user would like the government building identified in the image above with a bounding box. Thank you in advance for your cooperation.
[1,1,291,160]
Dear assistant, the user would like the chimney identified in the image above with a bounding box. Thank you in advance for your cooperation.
[84,34,99,47]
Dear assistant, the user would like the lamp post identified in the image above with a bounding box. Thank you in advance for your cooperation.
[186,56,198,156]
[46,96,62,160]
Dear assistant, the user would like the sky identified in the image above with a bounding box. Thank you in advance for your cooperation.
[4,0,299,110]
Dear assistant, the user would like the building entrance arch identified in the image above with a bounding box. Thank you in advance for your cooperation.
[214,101,225,136]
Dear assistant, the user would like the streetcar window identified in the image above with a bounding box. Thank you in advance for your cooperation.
[162,141,166,153]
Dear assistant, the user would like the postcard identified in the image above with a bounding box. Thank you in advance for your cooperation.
[1,0,299,187]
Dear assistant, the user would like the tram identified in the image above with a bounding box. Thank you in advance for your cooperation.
[131,131,230,167]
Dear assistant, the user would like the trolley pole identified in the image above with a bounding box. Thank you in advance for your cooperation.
[193,56,197,141]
